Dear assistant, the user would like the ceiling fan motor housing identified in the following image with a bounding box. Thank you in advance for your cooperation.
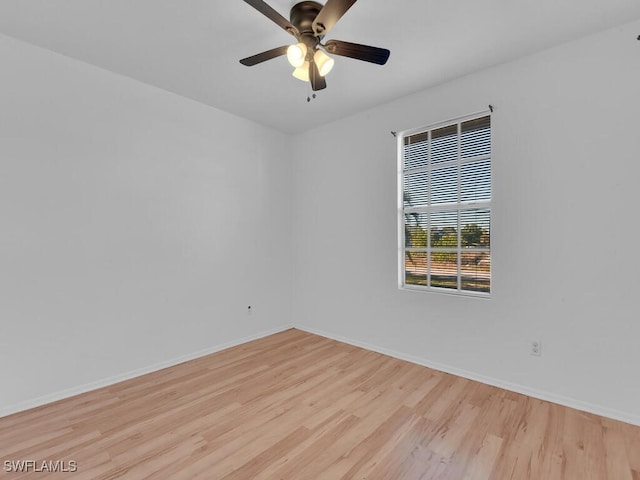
[290,1,324,54]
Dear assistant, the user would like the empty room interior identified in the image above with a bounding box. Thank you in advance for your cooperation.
[1,0,640,478]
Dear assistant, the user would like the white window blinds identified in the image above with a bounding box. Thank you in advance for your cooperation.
[399,113,491,295]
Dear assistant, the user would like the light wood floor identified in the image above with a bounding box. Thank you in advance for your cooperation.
[1,329,639,479]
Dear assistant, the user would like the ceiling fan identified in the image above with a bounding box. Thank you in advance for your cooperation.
[239,0,390,91]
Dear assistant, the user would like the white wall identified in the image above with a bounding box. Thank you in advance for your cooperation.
[292,20,640,425]
[0,35,292,413]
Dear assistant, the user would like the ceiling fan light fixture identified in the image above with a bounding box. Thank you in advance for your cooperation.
[287,43,308,68]
[239,0,391,92]
[292,61,310,82]
[314,49,334,77]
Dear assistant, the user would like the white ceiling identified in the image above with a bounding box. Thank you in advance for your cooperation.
[1,1,639,134]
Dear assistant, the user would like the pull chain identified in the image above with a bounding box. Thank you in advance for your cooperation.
[306,82,317,103]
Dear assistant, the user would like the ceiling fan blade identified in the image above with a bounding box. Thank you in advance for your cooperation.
[243,0,299,37]
[309,61,327,91]
[324,39,390,65]
[240,45,289,66]
[312,0,357,36]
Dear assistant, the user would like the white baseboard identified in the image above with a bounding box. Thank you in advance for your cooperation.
[295,325,640,427]
[5,323,638,428]
[0,324,294,419]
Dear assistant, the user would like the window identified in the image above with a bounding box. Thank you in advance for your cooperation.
[398,112,491,295]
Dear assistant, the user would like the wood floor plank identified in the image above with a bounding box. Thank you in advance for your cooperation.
[0,328,638,479]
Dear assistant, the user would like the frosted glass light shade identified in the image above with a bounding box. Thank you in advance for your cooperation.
[292,62,310,81]
[287,43,307,68]
[314,49,334,77]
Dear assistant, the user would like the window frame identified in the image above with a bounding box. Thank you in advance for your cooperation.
[397,110,492,297]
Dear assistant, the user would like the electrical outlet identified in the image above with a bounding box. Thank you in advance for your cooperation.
[530,340,542,357]
[247,305,252,315]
